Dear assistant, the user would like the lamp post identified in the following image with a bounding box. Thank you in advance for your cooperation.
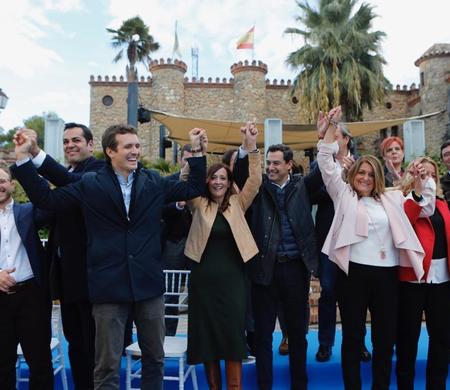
[0,89,8,114]
[127,34,140,128]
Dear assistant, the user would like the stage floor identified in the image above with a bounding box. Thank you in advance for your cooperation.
[21,327,450,389]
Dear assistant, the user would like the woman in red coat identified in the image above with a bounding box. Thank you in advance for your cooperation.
[396,156,450,390]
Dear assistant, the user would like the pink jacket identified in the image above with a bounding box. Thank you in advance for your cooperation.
[317,141,425,280]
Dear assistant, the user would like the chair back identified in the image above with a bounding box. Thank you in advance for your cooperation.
[163,269,190,321]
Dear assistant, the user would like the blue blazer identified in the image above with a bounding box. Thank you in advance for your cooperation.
[11,158,206,303]
[13,202,51,289]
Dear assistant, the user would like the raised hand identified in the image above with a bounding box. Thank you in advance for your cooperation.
[328,106,342,123]
[240,120,258,150]
[200,132,208,153]
[385,158,402,181]
[317,111,330,139]
[245,122,258,151]
[189,128,205,152]
[17,128,40,157]
[340,155,355,172]
[411,160,429,194]
[13,130,33,160]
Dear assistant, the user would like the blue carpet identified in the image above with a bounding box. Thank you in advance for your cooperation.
[20,327,449,389]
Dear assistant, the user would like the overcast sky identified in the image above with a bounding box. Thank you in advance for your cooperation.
[0,0,449,131]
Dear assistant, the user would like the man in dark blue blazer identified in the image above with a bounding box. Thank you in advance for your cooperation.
[12,124,207,390]
[21,123,104,390]
[0,167,54,390]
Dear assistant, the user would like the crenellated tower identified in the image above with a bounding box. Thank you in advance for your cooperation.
[230,60,268,122]
[415,43,450,151]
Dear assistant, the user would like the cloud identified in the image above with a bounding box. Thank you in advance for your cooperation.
[1,87,89,130]
[0,0,65,78]
[42,0,85,12]
[104,0,299,79]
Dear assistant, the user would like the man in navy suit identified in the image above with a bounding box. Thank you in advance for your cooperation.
[21,123,104,390]
[0,167,53,390]
[12,124,207,390]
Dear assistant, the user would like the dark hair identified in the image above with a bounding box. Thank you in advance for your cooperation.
[64,122,93,143]
[101,124,138,163]
[291,161,304,175]
[206,163,233,212]
[441,140,450,159]
[266,144,293,162]
[338,123,355,154]
[180,143,192,155]
[222,149,238,166]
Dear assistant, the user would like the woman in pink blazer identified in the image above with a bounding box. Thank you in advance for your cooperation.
[316,106,434,390]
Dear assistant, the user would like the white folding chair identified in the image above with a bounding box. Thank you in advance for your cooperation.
[125,269,198,390]
[16,303,68,390]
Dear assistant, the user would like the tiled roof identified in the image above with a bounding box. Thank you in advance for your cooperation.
[415,43,450,66]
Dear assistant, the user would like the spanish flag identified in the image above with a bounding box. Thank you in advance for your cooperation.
[236,26,254,50]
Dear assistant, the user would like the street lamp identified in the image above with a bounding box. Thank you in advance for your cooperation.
[0,89,8,112]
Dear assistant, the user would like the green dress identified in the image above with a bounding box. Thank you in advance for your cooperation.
[187,212,247,364]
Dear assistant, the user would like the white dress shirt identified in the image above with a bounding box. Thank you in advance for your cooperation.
[0,200,34,282]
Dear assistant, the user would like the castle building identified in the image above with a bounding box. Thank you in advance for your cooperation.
[89,43,450,161]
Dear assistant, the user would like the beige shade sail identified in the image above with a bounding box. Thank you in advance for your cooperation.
[150,109,444,154]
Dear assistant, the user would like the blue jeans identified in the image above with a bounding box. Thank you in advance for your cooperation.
[252,260,310,390]
[317,252,338,347]
[92,296,165,390]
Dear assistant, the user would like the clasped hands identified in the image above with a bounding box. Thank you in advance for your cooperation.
[240,120,258,151]
[317,106,342,139]
[189,128,208,154]
[12,128,40,161]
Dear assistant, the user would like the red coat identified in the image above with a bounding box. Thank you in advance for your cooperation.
[401,198,450,282]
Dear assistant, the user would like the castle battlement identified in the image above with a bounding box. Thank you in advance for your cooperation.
[230,60,268,75]
[149,58,187,73]
[89,74,420,93]
[393,83,420,92]
[89,75,152,86]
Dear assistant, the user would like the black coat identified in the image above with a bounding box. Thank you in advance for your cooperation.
[11,157,206,303]
[234,156,323,285]
[440,172,450,208]
[38,155,105,302]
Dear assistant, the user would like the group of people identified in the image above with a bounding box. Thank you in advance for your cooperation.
[0,106,448,390]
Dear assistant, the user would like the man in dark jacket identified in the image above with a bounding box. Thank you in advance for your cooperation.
[234,139,322,390]
[0,167,54,390]
[21,123,104,390]
[440,140,450,207]
[161,143,193,336]
[12,125,207,390]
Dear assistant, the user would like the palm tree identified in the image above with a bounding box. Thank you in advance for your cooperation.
[285,0,388,121]
[107,16,160,81]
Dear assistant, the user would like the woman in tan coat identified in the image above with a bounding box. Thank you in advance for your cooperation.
[184,126,261,390]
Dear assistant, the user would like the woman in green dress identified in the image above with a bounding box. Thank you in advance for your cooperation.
[183,126,261,389]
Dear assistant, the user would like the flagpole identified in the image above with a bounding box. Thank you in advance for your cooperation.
[252,24,255,61]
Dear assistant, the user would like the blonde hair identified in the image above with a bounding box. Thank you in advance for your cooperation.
[346,155,385,198]
[398,156,442,197]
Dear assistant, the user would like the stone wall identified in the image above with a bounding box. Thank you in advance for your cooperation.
[89,46,450,162]
[418,56,450,154]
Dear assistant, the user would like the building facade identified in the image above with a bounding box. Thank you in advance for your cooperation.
[89,43,450,161]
